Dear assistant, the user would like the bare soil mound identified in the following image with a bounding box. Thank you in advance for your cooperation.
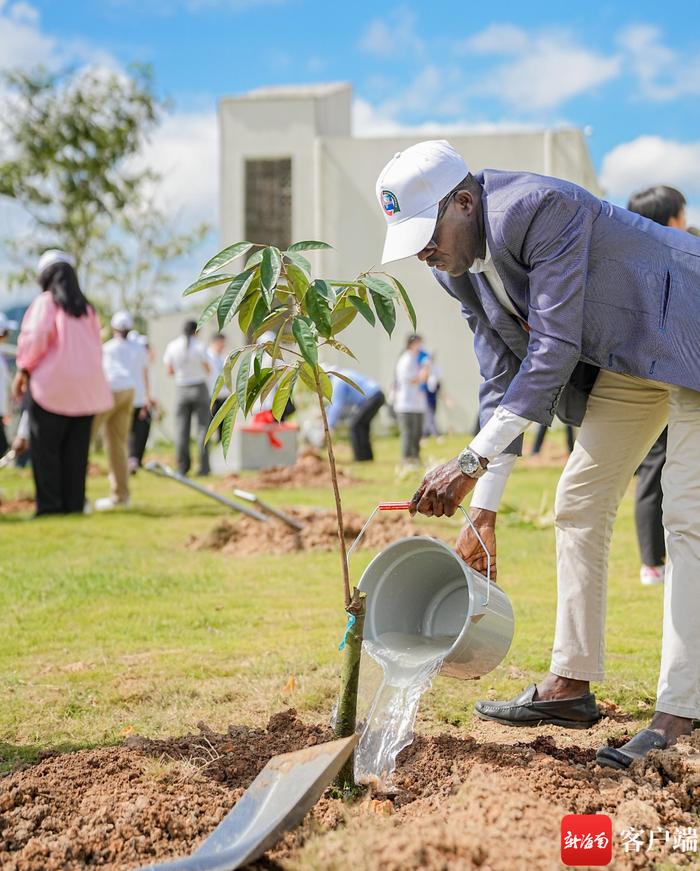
[0,493,35,515]
[221,449,358,491]
[187,508,442,556]
[2,712,698,871]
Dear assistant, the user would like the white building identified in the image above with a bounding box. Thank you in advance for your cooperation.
[155,82,602,434]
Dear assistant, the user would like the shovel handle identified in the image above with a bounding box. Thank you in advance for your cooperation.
[349,500,492,607]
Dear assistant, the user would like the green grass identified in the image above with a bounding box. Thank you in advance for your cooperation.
[0,433,664,772]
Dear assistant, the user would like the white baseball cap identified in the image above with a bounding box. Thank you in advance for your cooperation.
[376,140,469,264]
[111,310,133,331]
[37,249,75,276]
[0,312,18,333]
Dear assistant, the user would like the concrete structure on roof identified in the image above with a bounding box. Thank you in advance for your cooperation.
[154,82,602,437]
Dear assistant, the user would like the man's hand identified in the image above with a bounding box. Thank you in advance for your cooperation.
[410,456,475,517]
[12,436,28,457]
[456,507,497,581]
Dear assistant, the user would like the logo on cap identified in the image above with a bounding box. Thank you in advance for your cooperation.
[381,190,400,217]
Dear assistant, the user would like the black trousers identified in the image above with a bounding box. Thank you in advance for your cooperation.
[349,391,385,462]
[635,427,667,566]
[129,407,151,465]
[0,421,8,456]
[29,399,93,515]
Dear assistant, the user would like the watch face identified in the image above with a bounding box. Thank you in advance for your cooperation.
[460,450,478,474]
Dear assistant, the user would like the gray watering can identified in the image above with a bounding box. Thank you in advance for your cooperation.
[353,502,515,680]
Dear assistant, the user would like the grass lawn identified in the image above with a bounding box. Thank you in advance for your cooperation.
[0,433,664,773]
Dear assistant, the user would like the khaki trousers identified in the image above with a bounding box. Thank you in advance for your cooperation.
[92,389,134,503]
[552,370,700,719]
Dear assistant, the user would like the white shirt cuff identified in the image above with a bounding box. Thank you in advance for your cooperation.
[17,411,30,440]
[470,453,517,512]
[469,405,533,460]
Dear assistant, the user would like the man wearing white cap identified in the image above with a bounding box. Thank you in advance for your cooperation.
[92,310,139,509]
[375,140,700,769]
[0,312,18,456]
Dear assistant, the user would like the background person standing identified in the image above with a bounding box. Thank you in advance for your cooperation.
[326,368,385,461]
[128,332,153,472]
[13,250,112,516]
[164,320,211,476]
[93,310,138,510]
[627,185,688,586]
[394,333,428,466]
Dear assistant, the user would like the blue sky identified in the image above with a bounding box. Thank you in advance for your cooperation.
[1,0,699,300]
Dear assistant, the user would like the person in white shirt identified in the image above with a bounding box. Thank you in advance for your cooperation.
[127,332,153,471]
[393,334,428,465]
[92,310,141,509]
[164,320,211,476]
[0,312,18,456]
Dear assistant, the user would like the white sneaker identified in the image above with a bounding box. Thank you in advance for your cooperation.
[83,500,92,515]
[640,564,665,586]
[95,497,130,511]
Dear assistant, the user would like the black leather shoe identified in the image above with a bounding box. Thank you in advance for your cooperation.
[475,684,601,729]
[596,728,667,770]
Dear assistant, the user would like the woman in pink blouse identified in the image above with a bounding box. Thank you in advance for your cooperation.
[13,250,112,515]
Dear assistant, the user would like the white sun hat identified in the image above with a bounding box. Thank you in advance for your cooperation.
[37,249,75,276]
[111,310,134,331]
[376,140,469,264]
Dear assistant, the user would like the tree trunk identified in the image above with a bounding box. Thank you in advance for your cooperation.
[333,596,365,790]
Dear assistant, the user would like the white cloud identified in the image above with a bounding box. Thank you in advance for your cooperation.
[600,135,700,201]
[617,24,700,101]
[463,25,621,112]
[359,7,424,59]
[0,1,54,69]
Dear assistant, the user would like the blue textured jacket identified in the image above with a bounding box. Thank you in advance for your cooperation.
[435,169,700,445]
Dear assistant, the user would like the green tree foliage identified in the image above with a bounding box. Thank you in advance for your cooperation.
[0,66,208,318]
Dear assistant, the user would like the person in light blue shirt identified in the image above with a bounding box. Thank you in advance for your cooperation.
[327,369,385,461]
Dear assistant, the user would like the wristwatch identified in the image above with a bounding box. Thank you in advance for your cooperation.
[458,447,488,479]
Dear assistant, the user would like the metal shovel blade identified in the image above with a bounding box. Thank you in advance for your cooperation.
[135,735,357,871]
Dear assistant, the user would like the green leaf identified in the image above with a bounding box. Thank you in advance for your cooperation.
[217,268,255,329]
[244,369,274,414]
[330,303,358,334]
[235,349,253,411]
[327,370,365,395]
[360,275,397,300]
[260,246,282,306]
[222,348,244,390]
[197,295,222,330]
[245,249,264,269]
[201,241,252,276]
[257,366,285,409]
[252,304,287,339]
[286,262,309,300]
[205,392,237,444]
[220,412,234,457]
[284,251,312,274]
[183,272,233,297]
[286,240,333,251]
[249,295,269,334]
[292,317,318,366]
[389,275,417,329]
[298,362,318,392]
[348,295,375,326]
[306,282,332,338]
[210,372,226,406]
[238,280,261,333]
[318,367,333,402]
[311,278,336,306]
[370,289,396,336]
[271,367,297,421]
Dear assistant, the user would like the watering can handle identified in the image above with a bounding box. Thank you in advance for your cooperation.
[348,501,492,607]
